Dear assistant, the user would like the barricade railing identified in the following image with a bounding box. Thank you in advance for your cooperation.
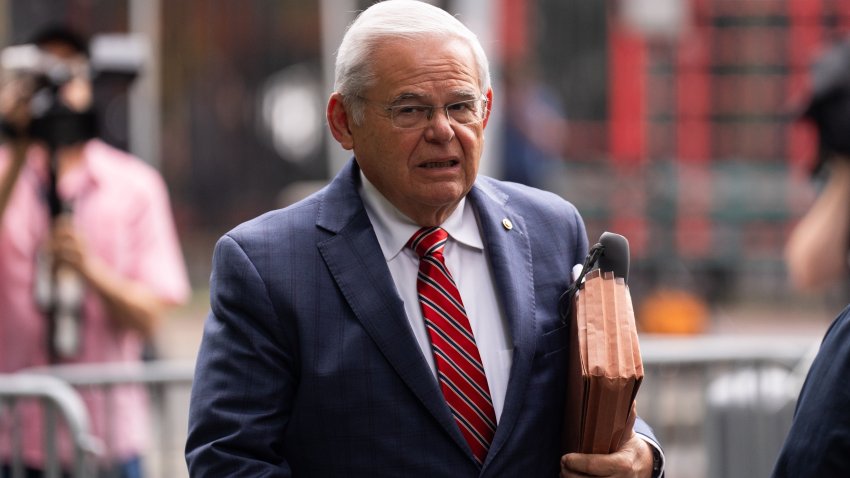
[0,373,102,477]
[0,336,822,478]
[639,334,820,478]
[21,360,196,478]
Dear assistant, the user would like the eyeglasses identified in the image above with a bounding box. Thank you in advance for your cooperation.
[355,96,488,129]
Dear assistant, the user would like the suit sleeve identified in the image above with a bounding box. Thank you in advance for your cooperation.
[186,234,298,477]
[635,420,665,477]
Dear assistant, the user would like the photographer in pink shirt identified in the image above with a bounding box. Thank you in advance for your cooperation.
[0,25,189,477]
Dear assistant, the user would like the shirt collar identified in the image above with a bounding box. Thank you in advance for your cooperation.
[27,140,102,200]
[358,170,483,262]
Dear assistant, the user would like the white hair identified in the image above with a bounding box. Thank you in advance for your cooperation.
[334,0,491,124]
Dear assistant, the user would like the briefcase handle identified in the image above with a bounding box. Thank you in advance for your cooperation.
[558,232,630,323]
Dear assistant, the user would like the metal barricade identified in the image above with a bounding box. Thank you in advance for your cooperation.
[0,373,102,477]
[0,337,821,478]
[22,361,196,478]
[638,334,819,478]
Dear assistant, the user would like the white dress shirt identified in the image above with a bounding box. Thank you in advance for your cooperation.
[359,172,514,421]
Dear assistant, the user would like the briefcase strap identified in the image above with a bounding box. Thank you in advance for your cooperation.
[558,242,604,323]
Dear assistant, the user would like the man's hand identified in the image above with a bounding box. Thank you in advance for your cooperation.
[50,214,89,275]
[560,433,654,478]
[49,213,171,337]
[0,75,36,135]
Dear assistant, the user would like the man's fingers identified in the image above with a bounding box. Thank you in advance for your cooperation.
[561,452,615,476]
[560,440,645,477]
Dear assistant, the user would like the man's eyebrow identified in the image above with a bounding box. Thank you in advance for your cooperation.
[450,90,480,101]
[389,90,480,104]
[390,93,428,104]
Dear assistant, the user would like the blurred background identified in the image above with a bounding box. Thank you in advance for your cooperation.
[2,0,849,476]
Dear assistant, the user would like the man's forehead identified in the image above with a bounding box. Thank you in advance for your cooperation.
[369,46,482,104]
[368,37,479,88]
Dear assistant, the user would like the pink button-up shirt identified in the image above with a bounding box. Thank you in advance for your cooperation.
[0,139,190,467]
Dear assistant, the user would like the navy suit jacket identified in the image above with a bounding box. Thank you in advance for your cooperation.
[186,159,659,477]
[772,303,850,477]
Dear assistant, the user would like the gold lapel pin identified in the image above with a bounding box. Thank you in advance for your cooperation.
[502,218,513,231]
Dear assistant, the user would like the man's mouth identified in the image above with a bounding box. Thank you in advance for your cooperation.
[420,160,459,168]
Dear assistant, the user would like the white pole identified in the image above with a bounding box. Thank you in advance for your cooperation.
[128,0,161,168]
[320,0,358,178]
[451,0,501,179]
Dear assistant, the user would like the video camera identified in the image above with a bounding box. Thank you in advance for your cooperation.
[0,33,148,147]
[800,37,850,174]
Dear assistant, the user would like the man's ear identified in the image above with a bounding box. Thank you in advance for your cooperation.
[482,88,493,129]
[327,93,354,150]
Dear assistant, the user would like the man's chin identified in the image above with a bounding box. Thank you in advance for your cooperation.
[416,186,468,210]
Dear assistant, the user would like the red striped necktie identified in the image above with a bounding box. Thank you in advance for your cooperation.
[407,226,497,465]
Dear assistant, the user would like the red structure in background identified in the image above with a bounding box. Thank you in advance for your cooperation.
[607,14,650,257]
[491,0,850,306]
[499,0,530,63]
[603,0,850,264]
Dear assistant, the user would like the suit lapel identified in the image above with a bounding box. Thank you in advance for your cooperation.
[468,182,537,468]
[316,160,471,455]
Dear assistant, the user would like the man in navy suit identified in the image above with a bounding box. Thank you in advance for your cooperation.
[772,37,850,478]
[185,1,663,476]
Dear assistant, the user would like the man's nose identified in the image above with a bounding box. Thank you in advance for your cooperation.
[424,107,455,142]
